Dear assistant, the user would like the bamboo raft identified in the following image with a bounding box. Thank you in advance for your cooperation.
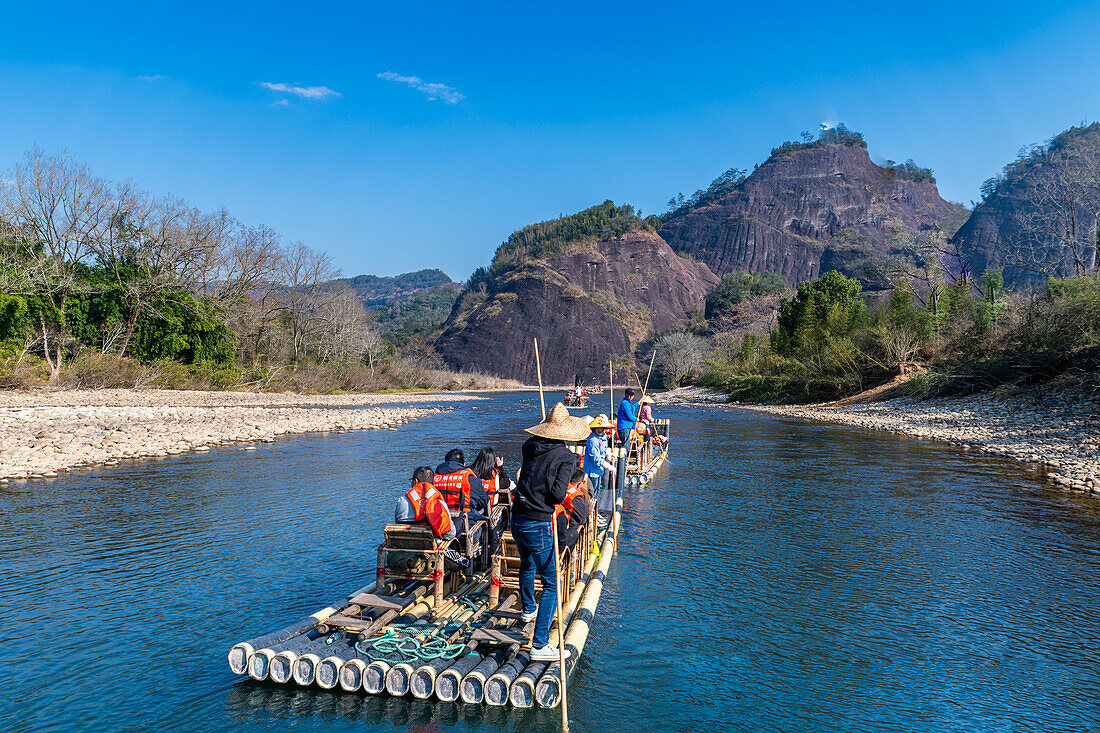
[225,425,661,708]
[623,418,670,487]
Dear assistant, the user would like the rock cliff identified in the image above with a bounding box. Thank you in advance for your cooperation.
[952,123,1100,288]
[658,141,967,287]
[436,228,717,384]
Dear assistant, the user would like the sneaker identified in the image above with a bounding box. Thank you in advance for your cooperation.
[530,644,570,661]
[520,608,538,623]
[596,513,610,528]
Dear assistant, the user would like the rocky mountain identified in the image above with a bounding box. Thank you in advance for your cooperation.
[952,123,1100,288]
[336,268,460,309]
[658,128,968,289]
[435,202,717,383]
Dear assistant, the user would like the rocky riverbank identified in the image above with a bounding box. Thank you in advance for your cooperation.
[0,389,479,482]
[655,385,1100,493]
[744,390,1100,494]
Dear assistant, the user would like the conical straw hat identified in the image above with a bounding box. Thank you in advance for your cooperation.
[525,402,592,441]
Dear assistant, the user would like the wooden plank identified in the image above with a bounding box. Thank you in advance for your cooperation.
[325,613,373,630]
[470,626,529,645]
[348,592,406,611]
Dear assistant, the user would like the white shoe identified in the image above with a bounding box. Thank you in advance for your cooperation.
[530,644,569,661]
[520,608,537,623]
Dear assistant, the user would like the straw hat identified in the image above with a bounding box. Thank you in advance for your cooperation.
[640,394,655,404]
[588,415,613,429]
[525,402,592,441]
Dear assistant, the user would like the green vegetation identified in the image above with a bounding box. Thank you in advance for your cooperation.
[704,271,786,320]
[663,168,748,220]
[372,285,460,347]
[488,200,651,277]
[882,158,936,184]
[769,123,867,160]
[980,122,1100,202]
[702,267,1100,403]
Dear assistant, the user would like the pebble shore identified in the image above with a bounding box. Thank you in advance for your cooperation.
[0,389,478,482]
[657,385,1100,494]
[748,392,1100,494]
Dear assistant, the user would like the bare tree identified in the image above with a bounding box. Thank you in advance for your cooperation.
[1009,142,1100,279]
[277,242,339,361]
[650,331,710,387]
[0,147,112,379]
[314,284,386,370]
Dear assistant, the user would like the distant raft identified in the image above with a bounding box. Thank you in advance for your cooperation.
[224,426,649,708]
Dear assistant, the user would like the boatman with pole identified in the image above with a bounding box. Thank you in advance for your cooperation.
[512,402,589,661]
[616,388,639,450]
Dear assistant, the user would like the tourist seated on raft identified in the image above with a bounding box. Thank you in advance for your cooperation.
[513,402,589,661]
[470,447,511,508]
[435,448,489,546]
[394,466,470,569]
[554,468,592,552]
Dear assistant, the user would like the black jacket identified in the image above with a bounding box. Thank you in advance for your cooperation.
[513,436,578,521]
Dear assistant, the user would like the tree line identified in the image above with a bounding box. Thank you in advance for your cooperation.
[0,147,386,386]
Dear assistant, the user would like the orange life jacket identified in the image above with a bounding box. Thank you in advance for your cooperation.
[554,482,587,519]
[483,468,502,506]
[434,467,476,512]
[405,482,453,537]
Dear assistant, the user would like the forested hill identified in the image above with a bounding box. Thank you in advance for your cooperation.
[658,125,968,290]
[336,268,460,308]
[435,201,716,383]
[951,122,1100,288]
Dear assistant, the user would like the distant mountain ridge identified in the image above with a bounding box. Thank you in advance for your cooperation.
[335,268,460,309]
[658,132,968,289]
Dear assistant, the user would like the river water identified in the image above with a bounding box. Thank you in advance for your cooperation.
[4,393,1100,732]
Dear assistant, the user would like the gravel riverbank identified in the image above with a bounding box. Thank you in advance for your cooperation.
[0,389,480,481]
[657,386,1100,494]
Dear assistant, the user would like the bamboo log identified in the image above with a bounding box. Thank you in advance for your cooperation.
[227,579,378,675]
[534,338,546,420]
[429,593,519,702]
[484,650,530,706]
[535,491,623,708]
[460,647,510,703]
[508,660,550,707]
[408,592,499,699]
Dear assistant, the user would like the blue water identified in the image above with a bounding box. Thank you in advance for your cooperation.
[3,392,1100,732]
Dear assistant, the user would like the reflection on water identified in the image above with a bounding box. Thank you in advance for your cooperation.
[4,394,1100,732]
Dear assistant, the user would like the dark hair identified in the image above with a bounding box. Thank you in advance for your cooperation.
[471,447,498,481]
[411,466,435,484]
[625,388,636,396]
[445,448,465,464]
[570,468,588,486]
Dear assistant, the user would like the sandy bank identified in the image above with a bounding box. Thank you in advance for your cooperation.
[0,389,481,481]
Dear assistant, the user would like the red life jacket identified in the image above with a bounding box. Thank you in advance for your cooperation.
[434,467,476,512]
[405,482,453,537]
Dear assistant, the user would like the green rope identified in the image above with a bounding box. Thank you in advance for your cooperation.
[353,594,492,663]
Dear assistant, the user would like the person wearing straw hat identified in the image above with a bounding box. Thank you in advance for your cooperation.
[583,415,615,498]
[512,402,589,661]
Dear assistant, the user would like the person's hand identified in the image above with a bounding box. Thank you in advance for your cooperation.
[495,456,503,467]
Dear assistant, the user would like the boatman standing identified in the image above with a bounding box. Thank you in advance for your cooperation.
[616,388,639,448]
[512,402,589,661]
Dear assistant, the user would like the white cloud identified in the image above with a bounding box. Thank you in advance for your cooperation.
[259,82,341,100]
[272,99,290,107]
[137,75,166,82]
[377,71,464,104]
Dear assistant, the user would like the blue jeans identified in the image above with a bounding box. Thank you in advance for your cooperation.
[510,515,557,648]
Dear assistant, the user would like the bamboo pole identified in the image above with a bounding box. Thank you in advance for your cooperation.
[551,519,570,732]
[641,349,656,400]
[534,337,546,420]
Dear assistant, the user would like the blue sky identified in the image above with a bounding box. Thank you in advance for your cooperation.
[3,1,1100,280]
